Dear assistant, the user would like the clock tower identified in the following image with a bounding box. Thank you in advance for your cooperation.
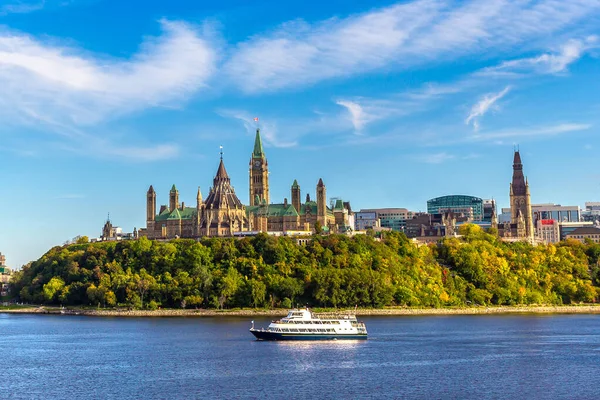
[249,128,269,206]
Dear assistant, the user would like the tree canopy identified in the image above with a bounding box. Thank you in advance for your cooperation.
[10,227,600,309]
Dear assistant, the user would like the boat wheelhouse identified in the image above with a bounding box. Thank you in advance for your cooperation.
[250,308,367,341]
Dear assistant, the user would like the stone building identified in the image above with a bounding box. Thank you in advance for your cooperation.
[140,129,352,239]
[246,130,351,233]
[565,226,600,244]
[496,150,534,242]
[140,154,249,239]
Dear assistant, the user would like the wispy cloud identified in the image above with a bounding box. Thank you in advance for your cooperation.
[479,36,599,77]
[225,0,600,93]
[215,109,297,148]
[0,20,217,126]
[414,152,455,164]
[471,123,591,141]
[465,86,511,131]
[53,193,86,200]
[104,144,180,162]
[0,1,45,16]
[0,20,217,160]
[336,100,383,132]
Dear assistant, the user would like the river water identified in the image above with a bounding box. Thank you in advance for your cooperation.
[1,313,599,399]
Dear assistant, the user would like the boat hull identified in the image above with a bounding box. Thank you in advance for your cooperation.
[250,329,367,341]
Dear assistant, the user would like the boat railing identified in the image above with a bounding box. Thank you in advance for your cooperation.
[314,312,357,320]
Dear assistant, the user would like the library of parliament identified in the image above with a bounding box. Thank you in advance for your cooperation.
[138,130,353,239]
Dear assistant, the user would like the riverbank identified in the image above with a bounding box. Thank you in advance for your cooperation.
[3,304,600,317]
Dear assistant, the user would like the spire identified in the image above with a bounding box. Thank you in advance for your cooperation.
[292,179,299,189]
[252,129,265,159]
[511,150,526,196]
[171,184,177,192]
[317,178,324,187]
[148,185,155,194]
[513,151,522,166]
[214,158,230,185]
[197,187,203,202]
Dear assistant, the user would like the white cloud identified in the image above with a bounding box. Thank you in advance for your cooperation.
[215,109,297,148]
[105,144,180,162]
[479,36,599,77]
[0,20,217,126]
[471,123,591,141]
[414,152,455,164]
[225,0,600,92]
[336,100,375,132]
[0,20,217,160]
[0,1,45,15]
[465,86,511,131]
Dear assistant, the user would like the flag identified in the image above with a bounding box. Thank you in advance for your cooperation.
[253,117,259,122]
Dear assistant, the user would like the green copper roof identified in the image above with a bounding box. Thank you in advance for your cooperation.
[291,179,299,189]
[155,206,196,221]
[170,184,177,192]
[252,129,264,159]
[247,203,299,217]
[334,199,344,210]
[247,201,334,218]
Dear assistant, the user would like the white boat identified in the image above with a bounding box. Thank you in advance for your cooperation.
[250,308,367,341]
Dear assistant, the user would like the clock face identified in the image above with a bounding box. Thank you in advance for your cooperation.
[254,160,261,168]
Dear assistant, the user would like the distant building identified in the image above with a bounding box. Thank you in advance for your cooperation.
[559,221,595,240]
[405,212,459,240]
[582,202,600,223]
[354,211,379,231]
[355,208,414,232]
[497,150,534,242]
[536,219,560,243]
[0,253,12,298]
[565,227,600,244]
[532,204,580,225]
[99,216,138,241]
[427,195,484,222]
[483,200,496,223]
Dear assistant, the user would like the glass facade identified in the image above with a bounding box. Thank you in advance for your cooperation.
[427,195,484,221]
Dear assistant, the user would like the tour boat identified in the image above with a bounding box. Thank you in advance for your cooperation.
[249,308,367,340]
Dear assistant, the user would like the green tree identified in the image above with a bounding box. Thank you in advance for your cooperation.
[43,277,65,304]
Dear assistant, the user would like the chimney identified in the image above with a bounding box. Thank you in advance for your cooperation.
[284,198,288,207]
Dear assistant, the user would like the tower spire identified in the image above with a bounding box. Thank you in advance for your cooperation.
[253,129,264,159]
[249,127,269,206]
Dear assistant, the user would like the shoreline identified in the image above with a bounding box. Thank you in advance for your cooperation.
[3,305,600,317]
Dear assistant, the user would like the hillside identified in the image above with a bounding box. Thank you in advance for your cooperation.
[10,225,600,309]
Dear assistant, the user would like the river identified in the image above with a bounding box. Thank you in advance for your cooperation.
[1,313,599,399]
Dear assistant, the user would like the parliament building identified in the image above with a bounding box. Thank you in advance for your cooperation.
[139,129,352,239]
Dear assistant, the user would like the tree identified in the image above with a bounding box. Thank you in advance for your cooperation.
[314,221,323,235]
[43,277,65,304]
[134,269,156,309]
[76,236,89,244]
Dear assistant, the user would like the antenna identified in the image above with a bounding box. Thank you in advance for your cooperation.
[219,145,223,160]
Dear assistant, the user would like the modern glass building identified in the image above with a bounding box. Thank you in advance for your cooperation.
[531,204,580,224]
[427,195,484,221]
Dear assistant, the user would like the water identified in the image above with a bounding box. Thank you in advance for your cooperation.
[1,313,599,399]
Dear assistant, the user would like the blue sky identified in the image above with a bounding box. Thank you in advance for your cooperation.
[1,0,600,268]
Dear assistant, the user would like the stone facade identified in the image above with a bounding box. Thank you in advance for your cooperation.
[140,129,352,239]
[140,156,249,239]
[496,151,534,242]
[245,132,352,233]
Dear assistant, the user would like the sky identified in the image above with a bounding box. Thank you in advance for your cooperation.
[1,0,600,268]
